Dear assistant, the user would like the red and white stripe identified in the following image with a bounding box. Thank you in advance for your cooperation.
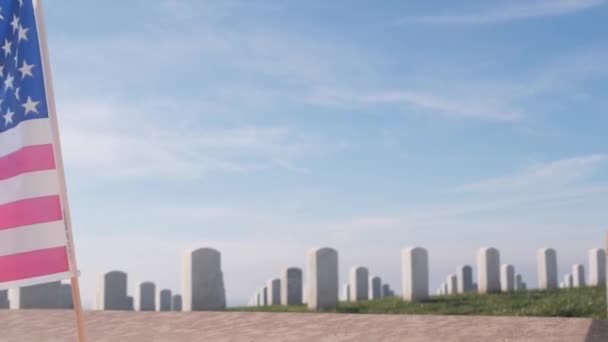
[0,119,71,289]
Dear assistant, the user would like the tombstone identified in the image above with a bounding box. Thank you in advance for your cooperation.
[98,271,131,310]
[281,267,303,305]
[182,248,226,311]
[9,281,61,309]
[342,283,351,302]
[514,274,524,291]
[126,296,134,311]
[589,248,606,287]
[172,294,182,311]
[537,248,558,290]
[157,289,172,311]
[457,265,474,293]
[0,290,9,309]
[382,284,390,298]
[564,273,573,288]
[348,266,369,302]
[261,287,268,306]
[135,282,156,311]
[369,276,382,300]
[401,247,429,302]
[572,264,586,288]
[58,283,74,309]
[307,247,339,310]
[477,247,501,294]
[267,278,281,305]
[447,274,458,295]
[501,264,515,293]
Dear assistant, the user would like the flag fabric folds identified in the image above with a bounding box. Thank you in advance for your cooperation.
[0,0,71,290]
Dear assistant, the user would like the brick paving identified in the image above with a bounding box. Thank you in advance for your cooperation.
[0,310,606,341]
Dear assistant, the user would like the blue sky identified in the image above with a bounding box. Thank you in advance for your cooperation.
[41,0,608,307]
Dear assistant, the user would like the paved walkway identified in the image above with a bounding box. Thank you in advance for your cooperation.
[0,310,606,341]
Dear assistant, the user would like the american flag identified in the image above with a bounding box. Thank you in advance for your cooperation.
[0,0,72,289]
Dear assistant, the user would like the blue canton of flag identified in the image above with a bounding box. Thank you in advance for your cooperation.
[0,0,48,134]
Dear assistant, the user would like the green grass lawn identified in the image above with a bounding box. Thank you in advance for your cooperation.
[229,286,607,319]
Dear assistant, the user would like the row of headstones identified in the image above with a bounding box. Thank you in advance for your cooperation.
[96,247,226,311]
[437,264,525,296]
[249,265,396,307]
[1,247,227,311]
[436,247,606,296]
[0,281,74,309]
[95,271,183,312]
[343,266,395,302]
[249,268,304,306]
[299,245,607,310]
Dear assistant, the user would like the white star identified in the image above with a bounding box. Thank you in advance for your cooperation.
[18,24,28,43]
[18,60,34,79]
[4,73,14,90]
[0,64,4,78]
[13,50,18,67]
[3,108,14,126]
[18,0,23,7]
[10,15,18,33]
[0,7,4,21]
[2,39,11,57]
[22,96,40,115]
[15,87,20,101]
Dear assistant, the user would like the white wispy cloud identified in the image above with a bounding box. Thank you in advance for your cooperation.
[408,0,606,25]
[308,87,523,121]
[57,97,324,180]
[452,154,608,193]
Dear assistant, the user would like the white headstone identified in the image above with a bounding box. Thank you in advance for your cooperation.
[281,267,303,305]
[572,264,586,288]
[59,283,73,309]
[514,274,524,291]
[307,247,339,310]
[501,264,515,293]
[457,265,474,293]
[157,289,172,311]
[135,282,156,311]
[447,274,458,294]
[401,247,429,302]
[172,294,182,311]
[349,266,369,302]
[182,248,226,311]
[381,284,390,298]
[537,248,558,290]
[369,276,382,300]
[342,283,350,302]
[262,287,268,306]
[563,273,573,288]
[267,278,281,305]
[0,290,9,309]
[99,271,131,311]
[477,247,501,294]
[9,281,61,309]
[589,248,606,287]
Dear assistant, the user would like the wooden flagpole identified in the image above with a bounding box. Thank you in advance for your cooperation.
[33,1,86,341]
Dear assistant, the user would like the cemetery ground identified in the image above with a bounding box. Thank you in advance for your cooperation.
[232,286,607,319]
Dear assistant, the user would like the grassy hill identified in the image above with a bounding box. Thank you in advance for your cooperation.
[230,287,607,319]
